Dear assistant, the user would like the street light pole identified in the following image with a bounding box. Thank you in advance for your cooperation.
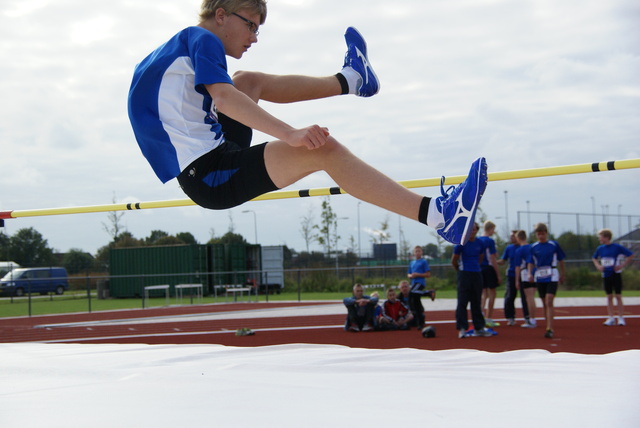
[357,202,361,260]
[335,217,349,276]
[242,210,258,244]
[591,196,596,233]
[504,190,509,237]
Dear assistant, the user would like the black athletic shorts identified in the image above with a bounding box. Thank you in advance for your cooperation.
[537,282,558,299]
[603,274,623,295]
[481,265,499,289]
[177,140,278,210]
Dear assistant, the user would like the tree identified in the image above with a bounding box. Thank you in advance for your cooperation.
[102,193,125,243]
[208,231,248,245]
[314,197,337,258]
[154,236,187,246]
[62,249,94,274]
[176,232,198,245]
[8,227,56,267]
[0,231,10,260]
[398,219,410,261]
[431,231,446,260]
[114,231,143,248]
[145,230,169,245]
[555,231,599,258]
[300,205,315,253]
[369,215,391,245]
[423,243,440,260]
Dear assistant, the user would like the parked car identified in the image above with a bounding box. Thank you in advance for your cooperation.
[0,267,69,297]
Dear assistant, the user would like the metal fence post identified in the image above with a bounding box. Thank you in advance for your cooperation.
[86,275,92,314]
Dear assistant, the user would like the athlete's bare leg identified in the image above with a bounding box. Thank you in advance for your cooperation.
[264,138,423,221]
[232,71,342,104]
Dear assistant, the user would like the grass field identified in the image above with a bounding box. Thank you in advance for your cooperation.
[1,289,639,319]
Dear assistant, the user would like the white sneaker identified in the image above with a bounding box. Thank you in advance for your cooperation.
[474,328,494,337]
[521,320,537,328]
[618,317,626,326]
[603,317,616,326]
[458,329,468,339]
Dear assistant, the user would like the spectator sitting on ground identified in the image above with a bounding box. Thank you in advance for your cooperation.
[370,291,383,328]
[397,280,424,327]
[343,284,378,332]
[378,287,414,330]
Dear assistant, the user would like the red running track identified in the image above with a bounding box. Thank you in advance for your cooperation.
[1,302,638,354]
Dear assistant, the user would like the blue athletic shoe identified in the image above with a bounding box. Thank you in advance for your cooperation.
[435,157,488,245]
[343,27,380,97]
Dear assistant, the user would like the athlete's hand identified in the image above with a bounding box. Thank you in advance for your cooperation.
[286,125,330,150]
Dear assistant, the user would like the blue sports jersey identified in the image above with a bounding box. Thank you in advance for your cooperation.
[529,240,566,283]
[408,258,430,291]
[593,244,633,278]
[513,244,532,282]
[454,238,486,272]
[501,244,518,277]
[128,26,234,183]
[477,236,496,267]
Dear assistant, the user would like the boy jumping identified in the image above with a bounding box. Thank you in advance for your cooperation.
[128,0,487,245]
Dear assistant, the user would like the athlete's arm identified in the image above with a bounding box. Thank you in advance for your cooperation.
[205,82,329,150]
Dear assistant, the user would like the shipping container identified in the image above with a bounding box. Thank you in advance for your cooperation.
[109,245,208,298]
[260,245,284,293]
[109,243,263,298]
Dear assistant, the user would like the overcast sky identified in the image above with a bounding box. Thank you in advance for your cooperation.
[1,0,639,257]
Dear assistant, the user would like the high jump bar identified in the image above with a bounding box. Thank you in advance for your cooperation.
[1,158,638,220]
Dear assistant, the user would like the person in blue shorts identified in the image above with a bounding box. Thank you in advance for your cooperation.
[407,245,436,329]
[592,228,634,326]
[527,223,565,338]
[451,223,493,338]
[127,0,487,246]
[499,230,530,326]
[478,221,502,327]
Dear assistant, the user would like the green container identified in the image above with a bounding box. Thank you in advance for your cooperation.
[109,245,208,298]
[208,244,227,287]
[225,244,247,285]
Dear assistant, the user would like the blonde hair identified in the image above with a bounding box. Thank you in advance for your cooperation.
[534,223,548,233]
[598,228,613,240]
[484,220,496,231]
[199,0,267,24]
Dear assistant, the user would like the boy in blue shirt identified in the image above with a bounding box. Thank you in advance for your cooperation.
[527,223,565,338]
[513,230,536,328]
[127,0,488,246]
[407,245,435,329]
[499,230,530,326]
[478,221,501,327]
[592,229,634,326]
[451,223,493,338]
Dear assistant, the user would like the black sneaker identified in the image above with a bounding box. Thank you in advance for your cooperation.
[544,329,554,339]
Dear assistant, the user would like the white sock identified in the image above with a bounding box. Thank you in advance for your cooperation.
[426,198,444,229]
[339,67,361,95]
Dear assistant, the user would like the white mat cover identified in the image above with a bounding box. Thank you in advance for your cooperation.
[1,343,638,427]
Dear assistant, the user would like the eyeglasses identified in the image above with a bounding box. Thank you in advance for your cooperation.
[231,12,259,36]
